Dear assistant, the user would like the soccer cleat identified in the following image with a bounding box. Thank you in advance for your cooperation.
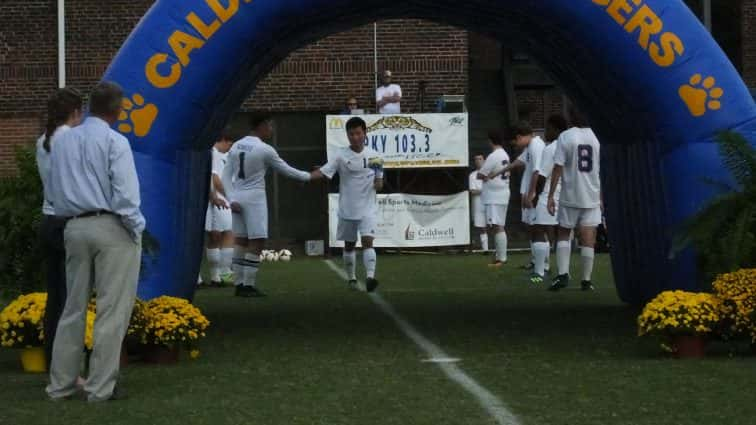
[529,273,544,285]
[347,279,358,291]
[234,285,245,297]
[519,262,535,270]
[488,261,505,268]
[365,278,379,293]
[210,280,223,288]
[220,272,235,284]
[548,274,569,291]
[581,280,595,291]
[247,286,267,298]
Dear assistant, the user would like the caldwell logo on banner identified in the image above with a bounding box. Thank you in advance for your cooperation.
[328,193,470,248]
[325,113,469,169]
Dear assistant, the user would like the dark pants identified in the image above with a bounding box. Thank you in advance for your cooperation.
[41,215,68,369]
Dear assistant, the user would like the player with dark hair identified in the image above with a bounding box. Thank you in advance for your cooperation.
[477,129,512,267]
[222,114,312,297]
[311,117,384,291]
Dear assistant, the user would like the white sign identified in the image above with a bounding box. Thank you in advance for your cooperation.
[326,113,469,169]
[328,192,471,248]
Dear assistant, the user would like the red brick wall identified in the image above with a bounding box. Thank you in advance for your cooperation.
[244,20,468,113]
[743,0,756,87]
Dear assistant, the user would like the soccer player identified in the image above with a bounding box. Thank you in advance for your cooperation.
[477,130,511,267]
[200,131,235,288]
[310,117,384,292]
[530,114,569,283]
[510,122,546,275]
[547,106,602,291]
[468,154,488,252]
[222,114,312,297]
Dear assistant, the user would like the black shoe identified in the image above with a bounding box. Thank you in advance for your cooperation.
[581,280,595,291]
[87,385,128,402]
[347,279,358,291]
[210,280,223,288]
[548,274,569,291]
[247,286,267,298]
[234,285,245,297]
[365,278,379,293]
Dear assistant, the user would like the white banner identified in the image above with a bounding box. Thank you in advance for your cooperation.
[326,113,469,168]
[328,192,471,248]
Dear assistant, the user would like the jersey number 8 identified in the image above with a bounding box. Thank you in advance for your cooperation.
[577,145,593,173]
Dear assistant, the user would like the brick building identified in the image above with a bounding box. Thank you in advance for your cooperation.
[0,0,753,242]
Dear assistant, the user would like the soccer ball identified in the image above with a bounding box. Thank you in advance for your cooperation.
[278,249,292,262]
[271,252,280,262]
[280,254,291,262]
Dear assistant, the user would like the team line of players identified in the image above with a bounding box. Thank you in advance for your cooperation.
[203,107,601,296]
[202,114,384,297]
[469,107,602,291]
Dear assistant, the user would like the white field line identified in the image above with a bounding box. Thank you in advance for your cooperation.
[324,260,521,425]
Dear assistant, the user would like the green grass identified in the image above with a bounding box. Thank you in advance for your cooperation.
[1,253,754,425]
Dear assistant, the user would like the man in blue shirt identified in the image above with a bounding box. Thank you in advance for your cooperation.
[46,81,144,402]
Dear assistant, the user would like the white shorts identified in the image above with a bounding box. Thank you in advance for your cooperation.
[531,197,558,226]
[472,206,486,228]
[485,204,508,227]
[205,203,232,232]
[558,206,601,229]
[232,201,268,239]
[337,216,377,243]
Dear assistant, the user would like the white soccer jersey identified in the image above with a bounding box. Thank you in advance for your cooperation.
[320,146,381,220]
[479,147,511,206]
[468,170,483,214]
[554,127,601,209]
[222,136,310,203]
[538,141,561,203]
[520,136,545,195]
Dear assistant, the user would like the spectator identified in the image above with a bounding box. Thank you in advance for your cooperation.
[36,88,83,370]
[341,97,360,115]
[46,81,144,402]
[376,70,402,114]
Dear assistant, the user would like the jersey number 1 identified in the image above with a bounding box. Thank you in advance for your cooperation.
[578,145,593,172]
[238,153,246,179]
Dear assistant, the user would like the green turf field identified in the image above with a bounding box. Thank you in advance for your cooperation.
[1,253,754,425]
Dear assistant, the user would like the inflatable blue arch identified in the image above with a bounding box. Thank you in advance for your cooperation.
[103,0,756,304]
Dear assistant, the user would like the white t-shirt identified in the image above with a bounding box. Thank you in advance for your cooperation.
[35,125,71,216]
[468,170,483,213]
[554,127,601,209]
[222,136,310,203]
[520,136,545,195]
[210,146,229,202]
[539,141,561,203]
[479,147,511,205]
[320,146,381,220]
[376,84,402,114]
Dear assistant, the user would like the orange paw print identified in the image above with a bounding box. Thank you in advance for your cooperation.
[118,94,158,137]
[678,74,723,117]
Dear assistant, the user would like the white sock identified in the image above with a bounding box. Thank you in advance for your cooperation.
[363,248,377,279]
[479,233,489,251]
[581,247,595,282]
[533,242,550,277]
[197,274,202,284]
[220,248,234,274]
[557,241,571,276]
[243,253,260,287]
[545,243,551,271]
[343,250,357,280]
[530,241,535,265]
[206,248,221,282]
[494,232,507,262]
[232,246,246,286]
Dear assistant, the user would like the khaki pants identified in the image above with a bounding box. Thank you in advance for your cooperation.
[46,215,141,401]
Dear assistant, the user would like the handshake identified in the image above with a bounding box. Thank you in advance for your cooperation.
[367,157,384,178]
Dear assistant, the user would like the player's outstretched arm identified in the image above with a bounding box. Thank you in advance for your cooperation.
[268,149,311,182]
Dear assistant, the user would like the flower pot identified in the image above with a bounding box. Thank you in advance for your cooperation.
[672,336,706,359]
[20,347,47,373]
[142,344,180,364]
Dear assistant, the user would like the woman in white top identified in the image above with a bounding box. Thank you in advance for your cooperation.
[36,88,83,368]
